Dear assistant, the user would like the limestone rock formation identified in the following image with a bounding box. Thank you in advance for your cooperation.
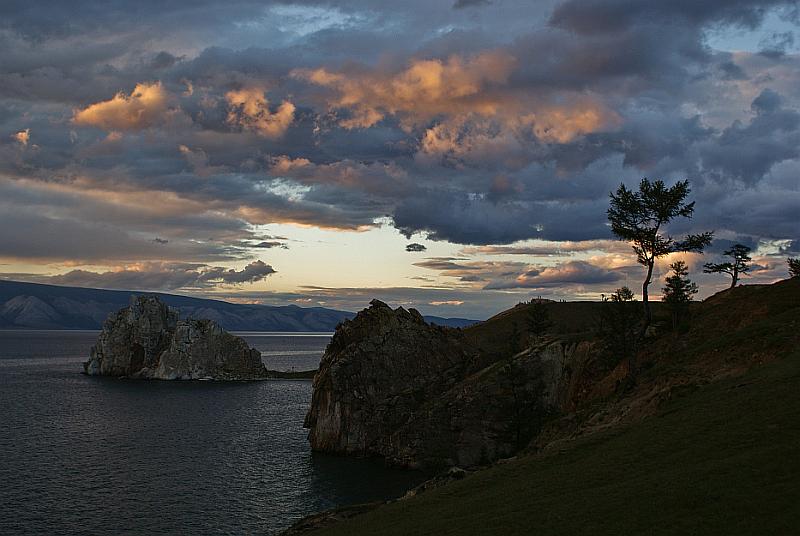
[83,295,266,380]
[304,299,590,469]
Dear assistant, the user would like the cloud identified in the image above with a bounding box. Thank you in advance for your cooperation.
[12,128,30,146]
[700,89,800,183]
[73,82,171,130]
[484,260,622,289]
[252,240,288,249]
[27,260,275,291]
[550,0,792,35]
[292,51,516,129]
[413,257,478,271]
[758,30,796,57]
[461,240,627,256]
[1,0,800,314]
[202,259,276,284]
[225,88,295,138]
[406,242,427,252]
[453,0,491,8]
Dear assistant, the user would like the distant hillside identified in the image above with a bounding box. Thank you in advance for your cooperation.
[0,280,478,331]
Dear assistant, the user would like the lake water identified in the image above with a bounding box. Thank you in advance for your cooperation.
[0,331,425,535]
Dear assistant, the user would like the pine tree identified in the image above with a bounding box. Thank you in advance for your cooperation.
[789,258,800,279]
[608,178,712,332]
[703,244,752,288]
[597,286,641,373]
[526,300,553,340]
[662,261,698,330]
[509,322,522,355]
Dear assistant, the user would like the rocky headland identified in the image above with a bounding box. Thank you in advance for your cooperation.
[83,295,268,380]
[289,279,800,536]
[304,299,595,469]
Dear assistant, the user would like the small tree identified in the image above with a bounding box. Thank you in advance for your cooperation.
[597,286,641,373]
[526,300,553,340]
[509,321,522,355]
[703,244,752,288]
[662,261,698,330]
[789,258,800,278]
[608,178,712,333]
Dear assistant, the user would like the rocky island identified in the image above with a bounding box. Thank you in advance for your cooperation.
[83,295,268,380]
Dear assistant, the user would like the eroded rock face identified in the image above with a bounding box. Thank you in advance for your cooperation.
[305,300,480,456]
[304,299,589,469]
[84,295,266,380]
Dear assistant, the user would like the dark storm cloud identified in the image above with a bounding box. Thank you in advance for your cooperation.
[550,0,795,35]
[395,192,611,245]
[700,89,800,183]
[453,0,492,8]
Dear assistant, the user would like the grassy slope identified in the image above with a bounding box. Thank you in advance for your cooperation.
[315,350,800,535]
[464,300,669,357]
[313,279,800,535]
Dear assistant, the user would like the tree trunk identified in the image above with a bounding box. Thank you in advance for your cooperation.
[641,260,654,326]
[632,259,655,379]
[731,267,739,288]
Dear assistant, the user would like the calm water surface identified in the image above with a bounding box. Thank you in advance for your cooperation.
[0,331,424,535]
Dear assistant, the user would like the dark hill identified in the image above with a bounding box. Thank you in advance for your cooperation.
[292,278,800,535]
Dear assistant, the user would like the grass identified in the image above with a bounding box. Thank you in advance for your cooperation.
[312,349,800,535]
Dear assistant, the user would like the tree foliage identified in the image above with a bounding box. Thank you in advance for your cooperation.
[789,258,800,279]
[597,286,642,372]
[608,178,712,330]
[526,300,553,339]
[662,261,698,330]
[703,244,752,288]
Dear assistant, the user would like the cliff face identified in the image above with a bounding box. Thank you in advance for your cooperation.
[84,295,266,380]
[304,299,590,469]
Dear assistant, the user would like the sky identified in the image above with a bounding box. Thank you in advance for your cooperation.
[1,0,799,319]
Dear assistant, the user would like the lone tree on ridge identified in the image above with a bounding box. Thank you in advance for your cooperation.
[703,244,752,288]
[608,178,712,333]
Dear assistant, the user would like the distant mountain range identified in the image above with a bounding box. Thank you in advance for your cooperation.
[0,280,478,331]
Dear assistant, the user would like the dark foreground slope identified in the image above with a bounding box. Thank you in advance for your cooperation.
[312,351,800,536]
[297,278,800,535]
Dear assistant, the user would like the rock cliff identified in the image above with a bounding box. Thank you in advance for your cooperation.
[304,299,590,469]
[83,295,267,380]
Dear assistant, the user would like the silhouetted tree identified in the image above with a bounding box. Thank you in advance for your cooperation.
[662,261,698,330]
[789,258,800,278]
[509,321,522,355]
[703,244,752,288]
[608,178,712,333]
[526,300,553,339]
[597,286,641,373]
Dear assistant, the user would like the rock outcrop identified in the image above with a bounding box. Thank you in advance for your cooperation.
[83,295,267,380]
[304,299,591,469]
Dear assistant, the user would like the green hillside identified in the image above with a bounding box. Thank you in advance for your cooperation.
[315,347,800,535]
